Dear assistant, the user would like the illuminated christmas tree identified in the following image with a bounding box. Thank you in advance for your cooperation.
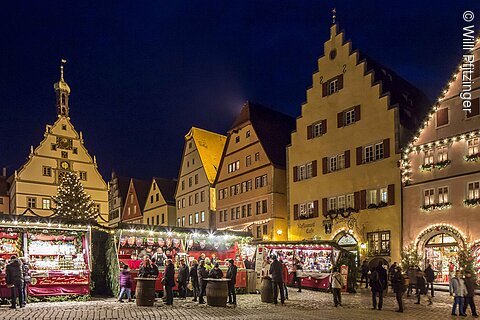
[401,244,420,271]
[52,171,98,221]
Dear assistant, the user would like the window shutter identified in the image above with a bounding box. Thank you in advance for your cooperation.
[312,160,318,177]
[322,82,328,97]
[337,112,344,128]
[360,190,367,209]
[436,108,449,126]
[473,60,480,79]
[388,184,395,205]
[322,119,327,134]
[307,125,313,139]
[345,150,350,168]
[293,166,298,182]
[322,198,328,217]
[354,191,360,211]
[356,146,363,165]
[383,138,390,158]
[313,200,319,218]
[354,105,361,121]
[293,204,299,220]
[467,98,480,118]
[322,157,328,174]
[337,74,344,90]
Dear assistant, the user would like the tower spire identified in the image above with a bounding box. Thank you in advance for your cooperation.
[332,8,336,25]
[54,59,71,117]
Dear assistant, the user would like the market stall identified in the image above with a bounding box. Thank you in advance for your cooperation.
[114,224,252,294]
[254,241,355,292]
[0,214,93,298]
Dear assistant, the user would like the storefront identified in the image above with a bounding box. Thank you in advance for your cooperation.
[0,214,93,298]
[115,224,251,293]
[255,241,355,292]
[333,231,359,266]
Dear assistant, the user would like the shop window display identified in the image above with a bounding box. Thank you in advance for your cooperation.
[425,233,458,283]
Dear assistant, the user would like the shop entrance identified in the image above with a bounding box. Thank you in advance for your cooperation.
[424,233,459,283]
[334,232,359,266]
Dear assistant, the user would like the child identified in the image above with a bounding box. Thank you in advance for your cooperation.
[118,264,132,302]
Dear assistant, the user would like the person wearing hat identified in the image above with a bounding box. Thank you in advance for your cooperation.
[269,254,285,305]
[227,259,237,305]
[208,262,224,279]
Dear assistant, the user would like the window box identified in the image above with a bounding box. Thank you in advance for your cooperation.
[367,201,388,210]
[464,198,480,207]
[465,153,480,162]
[420,202,452,212]
[420,160,451,171]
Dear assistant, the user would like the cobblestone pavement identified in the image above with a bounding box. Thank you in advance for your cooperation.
[0,288,476,319]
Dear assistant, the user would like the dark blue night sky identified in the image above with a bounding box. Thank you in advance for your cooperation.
[1,1,479,180]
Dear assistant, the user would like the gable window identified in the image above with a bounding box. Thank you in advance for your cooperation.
[150,195,154,204]
[437,146,448,162]
[329,78,338,95]
[228,161,240,173]
[255,153,260,161]
[424,188,435,206]
[424,149,434,165]
[51,143,57,151]
[313,121,322,137]
[436,108,449,127]
[42,198,51,209]
[246,130,251,138]
[153,183,156,190]
[246,155,252,167]
[235,136,240,143]
[467,138,479,156]
[189,177,192,187]
[201,211,205,222]
[195,193,199,204]
[468,181,480,200]
[195,212,199,224]
[438,186,449,204]
[307,119,327,139]
[42,166,52,177]
[338,105,361,128]
[79,171,87,181]
[156,193,159,202]
[195,174,198,184]
[73,147,78,154]
[61,124,67,130]
[200,191,205,202]
[181,180,185,190]
[27,197,36,209]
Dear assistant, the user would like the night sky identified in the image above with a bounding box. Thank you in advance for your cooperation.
[1,1,479,181]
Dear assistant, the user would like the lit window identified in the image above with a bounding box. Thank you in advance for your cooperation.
[467,138,479,156]
[189,214,193,225]
[181,216,185,227]
[437,146,448,162]
[246,155,252,167]
[306,162,313,178]
[424,189,435,206]
[368,231,390,256]
[368,190,378,205]
[195,212,199,224]
[337,195,346,209]
[468,181,480,199]
[42,198,51,209]
[177,218,181,226]
[299,165,306,180]
[424,149,434,165]
[438,186,449,204]
[380,188,388,203]
[338,154,345,169]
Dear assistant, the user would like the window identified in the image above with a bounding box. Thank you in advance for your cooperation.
[219,211,223,222]
[368,231,391,256]
[228,161,240,173]
[236,207,240,219]
[241,205,246,218]
[187,161,190,168]
[374,143,384,160]
[42,198,51,209]
[368,190,378,205]
[0,198,2,205]
[230,185,235,196]
[219,188,228,200]
[380,188,388,203]
[150,195,154,204]
[153,183,156,190]
[51,143,57,151]
[181,180,185,190]
[189,141,193,149]
[156,193,159,202]
[162,214,165,224]
[262,200,267,213]
[257,226,262,238]
[61,151,68,159]
[246,130,251,138]
[306,162,313,178]
[73,147,78,154]
[436,108,449,127]
[424,149,434,165]
[255,152,260,161]
[329,157,337,172]
[189,214,193,225]
[231,208,235,220]
[193,193,198,204]
[346,194,355,208]
[438,186,449,204]
[189,195,193,206]
[235,136,240,143]
[61,124,67,130]
[241,181,247,193]
[255,175,267,188]
[79,171,87,181]
[156,216,159,225]
[437,146,448,162]
[337,195,346,210]
[345,109,355,126]
[329,78,339,95]
[424,188,435,206]
[328,197,337,211]
[27,197,36,208]
[299,165,306,180]
[256,201,261,215]
[200,191,205,202]
[181,198,185,208]
[468,181,480,199]
[224,210,228,222]
[181,216,185,227]
[134,205,137,214]
[195,174,198,185]
[189,177,192,187]
[467,138,479,156]
[42,166,52,177]
[299,203,306,218]
[312,121,323,138]
[246,155,252,167]
[466,97,480,118]
[364,145,374,163]
[338,154,345,170]
[177,218,181,226]
[147,218,150,225]
[177,200,181,209]
[263,225,268,236]
[247,204,252,216]
[194,212,199,224]
[246,180,252,191]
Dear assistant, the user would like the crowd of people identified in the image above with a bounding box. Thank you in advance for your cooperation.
[1,255,30,309]
[358,260,478,317]
[118,254,239,306]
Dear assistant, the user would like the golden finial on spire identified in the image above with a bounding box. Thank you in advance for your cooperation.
[60,59,67,80]
[332,8,336,24]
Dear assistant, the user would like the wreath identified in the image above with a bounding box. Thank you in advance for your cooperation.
[340,209,351,218]
[327,210,338,219]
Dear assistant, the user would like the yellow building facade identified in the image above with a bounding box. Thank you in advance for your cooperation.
[8,64,109,223]
[143,177,177,227]
[287,24,429,264]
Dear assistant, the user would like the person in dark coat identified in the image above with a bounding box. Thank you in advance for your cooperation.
[406,266,417,297]
[177,259,189,299]
[20,257,30,307]
[138,257,156,278]
[269,255,285,305]
[118,264,132,302]
[415,270,432,305]
[197,260,209,304]
[424,263,435,297]
[208,262,224,279]
[227,259,237,305]
[360,260,369,288]
[163,259,175,305]
[293,259,303,292]
[189,260,199,302]
[6,255,24,309]
[150,258,160,278]
[391,266,405,313]
[370,263,386,310]
[463,271,478,317]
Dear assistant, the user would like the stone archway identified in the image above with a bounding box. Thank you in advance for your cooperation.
[333,231,359,266]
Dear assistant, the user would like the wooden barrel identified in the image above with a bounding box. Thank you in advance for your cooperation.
[135,278,156,306]
[206,279,229,307]
[261,278,273,303]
